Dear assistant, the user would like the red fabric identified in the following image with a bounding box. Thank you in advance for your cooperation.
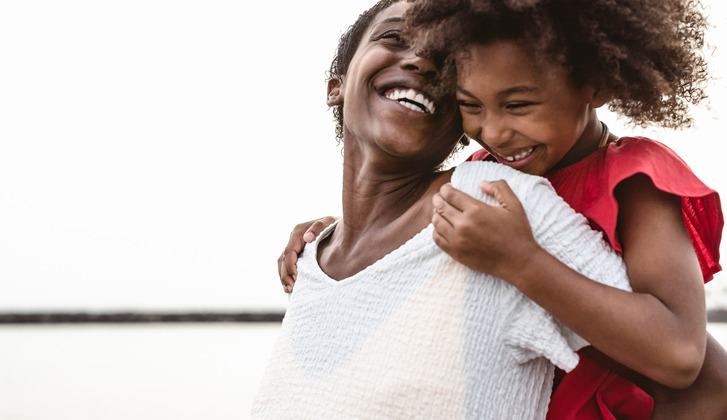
[546,351,654,419]
[468,136,723,282]
[468,136,724,419]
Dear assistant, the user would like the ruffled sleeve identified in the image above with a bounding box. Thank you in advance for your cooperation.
[470,137,723,283]
[550,137,722,282]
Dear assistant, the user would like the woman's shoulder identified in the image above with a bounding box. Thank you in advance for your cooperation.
[452,162,577,231]
[453,161,554,199]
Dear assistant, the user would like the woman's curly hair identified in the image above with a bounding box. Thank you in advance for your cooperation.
[406,0,710,128]
[328,0,401,142]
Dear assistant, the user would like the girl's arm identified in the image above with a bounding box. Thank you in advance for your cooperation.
[613,174,707,387]
[649,334,727,419]
[432,175,706,388]
[277,216,338,293]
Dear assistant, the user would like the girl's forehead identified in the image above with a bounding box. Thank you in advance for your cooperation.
[459,41,554,76]
[456,41,568,89]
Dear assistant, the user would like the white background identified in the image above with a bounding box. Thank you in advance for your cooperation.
[1,0,726,314]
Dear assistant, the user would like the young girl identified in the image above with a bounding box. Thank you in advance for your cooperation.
[278,0,727,418]
[407,0,726,418]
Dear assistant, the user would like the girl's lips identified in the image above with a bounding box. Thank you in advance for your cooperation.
[500,146,536,163]
[493,146,539,170]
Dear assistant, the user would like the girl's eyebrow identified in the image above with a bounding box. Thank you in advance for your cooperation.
[500,86,539,96]
[456,86,475,97]
[457,85,539,99]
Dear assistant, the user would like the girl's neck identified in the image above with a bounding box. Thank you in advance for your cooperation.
[551,117,607,171]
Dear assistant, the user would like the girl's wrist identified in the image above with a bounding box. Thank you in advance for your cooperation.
[497,243,547,290]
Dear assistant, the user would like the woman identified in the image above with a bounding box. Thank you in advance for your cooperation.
[251,1,632,418]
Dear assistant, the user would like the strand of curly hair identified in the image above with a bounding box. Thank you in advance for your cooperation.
[406,0,710,129]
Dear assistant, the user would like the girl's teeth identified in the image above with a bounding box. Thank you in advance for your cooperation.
[504,147,535,162]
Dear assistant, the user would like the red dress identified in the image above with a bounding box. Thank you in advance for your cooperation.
[468,136,723,419]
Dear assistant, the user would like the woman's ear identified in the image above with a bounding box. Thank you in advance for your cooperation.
[327,77,344,106]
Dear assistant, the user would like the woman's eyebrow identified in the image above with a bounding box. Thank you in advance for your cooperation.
[373,16,404,27]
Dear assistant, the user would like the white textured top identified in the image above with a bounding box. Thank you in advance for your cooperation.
[251,161,632,420]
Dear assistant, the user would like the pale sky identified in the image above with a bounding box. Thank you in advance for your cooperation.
[0,0,725,313]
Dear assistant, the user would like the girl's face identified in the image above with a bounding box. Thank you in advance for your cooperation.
[456,40,604,175]
[329,2,462,167]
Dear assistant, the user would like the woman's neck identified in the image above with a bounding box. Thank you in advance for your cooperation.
[317,150,454,281]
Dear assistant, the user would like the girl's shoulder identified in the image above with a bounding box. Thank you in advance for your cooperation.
[598,136,716,202]
[551,136,722,283]
[605,136,693,170]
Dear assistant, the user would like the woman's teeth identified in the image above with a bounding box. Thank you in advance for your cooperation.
[503,147,536,162]
[385,88,436,114]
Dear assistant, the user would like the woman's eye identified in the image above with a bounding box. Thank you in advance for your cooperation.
[379,29,405,43]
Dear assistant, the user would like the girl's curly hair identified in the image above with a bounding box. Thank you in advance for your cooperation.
[406,0,710,128]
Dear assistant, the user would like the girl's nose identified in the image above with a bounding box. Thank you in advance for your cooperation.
[480,114,510,148]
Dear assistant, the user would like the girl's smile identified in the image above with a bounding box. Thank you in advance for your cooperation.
[456,40,605,175]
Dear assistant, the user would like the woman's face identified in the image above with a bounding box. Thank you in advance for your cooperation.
[330,2,463,167]
[456,40,603,175]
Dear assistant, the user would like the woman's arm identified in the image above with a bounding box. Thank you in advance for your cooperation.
[432,175,706,388]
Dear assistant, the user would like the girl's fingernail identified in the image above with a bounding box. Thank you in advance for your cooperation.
[303,232,315,242]
[285,285,293,293]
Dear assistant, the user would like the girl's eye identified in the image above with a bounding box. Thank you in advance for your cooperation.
[506,102,532,110]
[457,101,480,110]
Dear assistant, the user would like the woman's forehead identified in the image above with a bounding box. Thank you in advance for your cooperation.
[365,2,410,35]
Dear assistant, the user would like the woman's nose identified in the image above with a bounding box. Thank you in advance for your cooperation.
[400,49,438,79]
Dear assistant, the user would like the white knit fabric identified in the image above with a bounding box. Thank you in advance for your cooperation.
[251,161,632,420]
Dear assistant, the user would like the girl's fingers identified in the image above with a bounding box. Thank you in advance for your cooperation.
[439,182,491,212]
[277,216,338,294]
[479,180,525,213]
[432,192,455,227]
[304,216,338,243]
[432,210,456,239]
[278,247,299,293]
[431,227,451,251]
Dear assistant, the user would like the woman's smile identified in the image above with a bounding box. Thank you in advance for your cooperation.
[384,87,436,114]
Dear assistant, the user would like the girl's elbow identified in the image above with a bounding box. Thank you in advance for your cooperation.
[661,345,705,389]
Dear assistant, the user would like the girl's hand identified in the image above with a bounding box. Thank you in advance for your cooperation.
[431,181,540,280]
[278,216,338,293]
